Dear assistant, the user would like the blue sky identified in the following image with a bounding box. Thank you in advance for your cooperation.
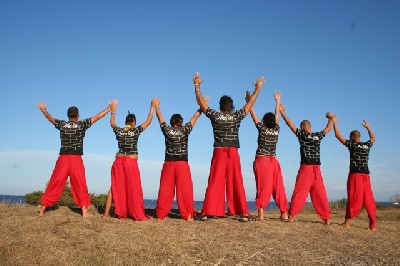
[1,1,399,202]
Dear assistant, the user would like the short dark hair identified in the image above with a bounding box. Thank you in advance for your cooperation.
[262,112,276,128]
[170,114,183,127]
[350,130,360,141]
[67,106,79,118]
[125,112,136,124]
[219,95,234,112]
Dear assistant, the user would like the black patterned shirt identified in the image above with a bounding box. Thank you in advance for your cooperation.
[55,119,92,155]
[113,126,143,155]
[205,108,246,148]
[161,122,192,161]
[295,129,325,165]
[345,140,372,174]
[256,123,280,156]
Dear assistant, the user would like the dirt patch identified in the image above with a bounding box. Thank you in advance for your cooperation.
[0,203,399,265]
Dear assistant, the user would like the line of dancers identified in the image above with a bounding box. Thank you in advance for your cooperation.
[37,72,376,230]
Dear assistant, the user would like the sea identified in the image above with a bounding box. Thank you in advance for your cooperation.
[0,195,276,212]
[2,195,394,212]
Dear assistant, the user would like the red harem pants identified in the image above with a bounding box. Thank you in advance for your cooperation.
[253,156,288,213]
[201,147,249,216]
[111,157,148,221]
[345,173,376,229]
[156,161,195,220]
[289,164,331,220]
[41,155,91,208]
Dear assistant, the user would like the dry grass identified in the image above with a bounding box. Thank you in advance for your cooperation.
[0,203,399,265]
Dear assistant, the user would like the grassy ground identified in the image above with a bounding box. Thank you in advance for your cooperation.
[0,203,399,265]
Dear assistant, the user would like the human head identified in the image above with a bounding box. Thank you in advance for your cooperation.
[170,114,183,127]
[262,112,276,128]
[67,106,79,119]
[125,112,136,126]
[300,120,311,132]
[350,130,360,142]
[219,95,235,113]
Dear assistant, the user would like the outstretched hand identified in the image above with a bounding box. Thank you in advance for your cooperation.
[279,103,285,113]
[152,98,160,106]
[252,76,265,88]
[274,91,281,101]
[193,72,203,85]
[109,99,118,112]
[38,102,47,111]
[362,120,370,129]
[326,112,334,119]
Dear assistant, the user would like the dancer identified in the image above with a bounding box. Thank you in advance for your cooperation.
[37,102,111,217]
[108,98,156,220]
[279,103,333,224]
[154,98,206,221]
[194,72,264,221]
[247,90,288,220]
[331,115,376,230]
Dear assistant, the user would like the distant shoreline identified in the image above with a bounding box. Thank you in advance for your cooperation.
[1,194,395,212]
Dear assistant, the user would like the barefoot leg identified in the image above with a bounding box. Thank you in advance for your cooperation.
[288,215,295,223]
[280,212,288,221]
[38,205,46,216]
[257,208,264,220]
[81,206,93,218]
[340,219,351,228]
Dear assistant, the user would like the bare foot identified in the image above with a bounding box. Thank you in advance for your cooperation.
[340,219,351,228]
[288,215,295,223]
[81,207,93,218]
[370,227,376,231]
[101,214,110,219]
[257,208,264,221]
[280,212,288,221]
[38,206,46,216]
[324,219,331,225]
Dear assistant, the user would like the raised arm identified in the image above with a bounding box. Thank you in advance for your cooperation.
[189,96,209,127]
[322,112,333,135]
[109,99,118,128]
[362,120,375,144]
[193,72,209,113]
[274,91,281,125]
[331,115,347,145]
[91,103,111,124]
[140,98,157,130]
[38,102,56,124]
[279,103,297,134]
[245,91,259,125]
[154,98,165,125]
[243,76,265,115]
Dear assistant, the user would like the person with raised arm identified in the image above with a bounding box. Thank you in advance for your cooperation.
[106,98,156,221]
[331,115,376,230]
[246,90,288,221]
[154,97,207,221]
[279,103,333,224]
[194,72,264,221]
[37,101,111,217]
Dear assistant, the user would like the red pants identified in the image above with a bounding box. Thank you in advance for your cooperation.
[345,173,376,229]
[202,148,249,216]
[289,164,331,220]
[156,161,195,220]
[253,156,288,213]
[41,155,91,208]
[111,157,148,220]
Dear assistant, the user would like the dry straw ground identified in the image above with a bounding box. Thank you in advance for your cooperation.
[0,203,399,265]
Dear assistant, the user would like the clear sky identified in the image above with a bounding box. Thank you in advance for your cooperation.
[1,1,399,202]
